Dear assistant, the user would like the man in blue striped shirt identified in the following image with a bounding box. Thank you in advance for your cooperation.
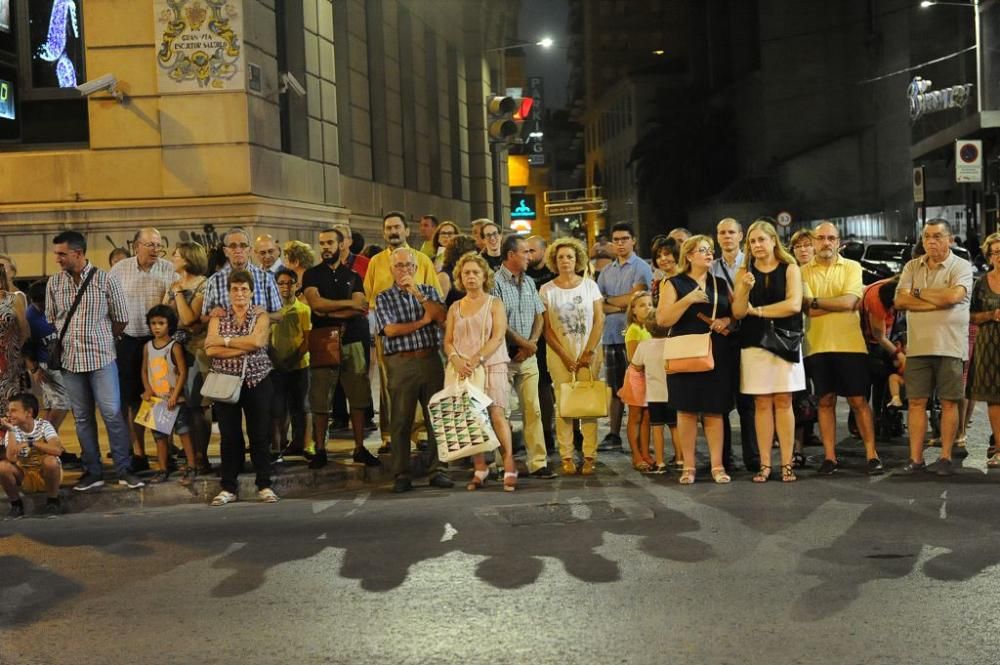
[375,248,452,493]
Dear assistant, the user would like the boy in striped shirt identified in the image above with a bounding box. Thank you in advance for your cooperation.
[1,393,65,519]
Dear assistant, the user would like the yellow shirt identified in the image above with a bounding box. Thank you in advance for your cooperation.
[801,255,866,355]
[270,299,312,370]
[363,245,443,307]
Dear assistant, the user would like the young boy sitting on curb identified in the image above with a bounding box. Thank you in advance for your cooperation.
[1,393,65,519]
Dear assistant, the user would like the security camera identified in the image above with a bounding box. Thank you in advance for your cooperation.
[76,74,124,102]
[279,72,306,97]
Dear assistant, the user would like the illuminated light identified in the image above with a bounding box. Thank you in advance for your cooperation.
[35,0,80,88]
[652,49,665,56]
[920,1,934,7]
[514,97,534,120]
[536,37,554,48]
[511,219,533,234]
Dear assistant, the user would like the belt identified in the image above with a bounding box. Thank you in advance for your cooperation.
[389,348,435,359]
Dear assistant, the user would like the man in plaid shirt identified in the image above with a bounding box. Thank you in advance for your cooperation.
[375,248,452,493]
[46,231,145,491]
[200,228,282,321]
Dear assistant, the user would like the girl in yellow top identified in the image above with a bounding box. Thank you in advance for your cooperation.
[623,292,654,470]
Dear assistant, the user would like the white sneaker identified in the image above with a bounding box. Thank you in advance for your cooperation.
[257,488,279,503]
[211,491,237,506]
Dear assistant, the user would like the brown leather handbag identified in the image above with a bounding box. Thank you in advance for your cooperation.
[309,325,344,368]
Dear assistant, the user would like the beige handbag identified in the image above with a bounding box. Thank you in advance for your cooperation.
[662,275,717,375]
[558,370,609,419]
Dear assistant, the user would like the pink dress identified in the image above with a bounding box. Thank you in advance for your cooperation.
[451,296,510,408]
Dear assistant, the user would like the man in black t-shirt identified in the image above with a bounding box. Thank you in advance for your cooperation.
[301,228,379,469]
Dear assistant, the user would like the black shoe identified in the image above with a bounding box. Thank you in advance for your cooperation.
[897,460,926,475]
[377,443,391,455]
[118,472,146,489]
[130,455,151,473]
[428,473,454,489]
[352,447,381,467]
[5,501,24,520]
[597,433,622,452]
[953,445,969,460]
[530,466,557,480]
[817,459,839,475]
[308,449,328,469]
[73,473,105,492]
[43,500,61,518]
[59,452,82,469]
[392,476,413,493]
[928,458,953,476]
[790,452,805,469]
[867,457,884,476]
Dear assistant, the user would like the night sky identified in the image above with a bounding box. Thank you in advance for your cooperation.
[518,0,570,110]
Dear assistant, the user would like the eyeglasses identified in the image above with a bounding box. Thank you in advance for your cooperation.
[988,251,1000,257]
[393,262,417,269]
[226,243,251,250]
[611,236,632,243]
[483,232,500,239]
[137,242,163,250]
[692,247,714,255]
[438,230,456,236]
[276,280,297,287]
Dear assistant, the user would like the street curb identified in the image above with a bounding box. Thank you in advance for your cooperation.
[20,452,433,514]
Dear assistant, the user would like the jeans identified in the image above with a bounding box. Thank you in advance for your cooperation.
[62,361,133,477]
[215,374,274,494]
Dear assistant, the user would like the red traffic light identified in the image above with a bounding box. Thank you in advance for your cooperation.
[514,97,534,120]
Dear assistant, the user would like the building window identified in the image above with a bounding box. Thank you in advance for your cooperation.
[275,0,308,158]
[0,0,89,146]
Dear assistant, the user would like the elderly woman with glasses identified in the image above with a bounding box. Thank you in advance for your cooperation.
[656,234,735,485]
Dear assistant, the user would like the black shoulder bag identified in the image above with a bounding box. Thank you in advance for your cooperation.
[47,268,98,371]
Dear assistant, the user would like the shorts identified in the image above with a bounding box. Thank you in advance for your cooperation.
[8,459,61,493]
[648,401,677,426]
[309,342,373,413]
[804,352,870,398]
[904,356,965,402]
[604,343,628,392]
[38,364,71,411]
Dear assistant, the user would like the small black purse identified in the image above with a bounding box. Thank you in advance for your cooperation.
[759,319,802,363]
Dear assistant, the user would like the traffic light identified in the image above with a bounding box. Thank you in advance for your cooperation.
[487,95,517,142]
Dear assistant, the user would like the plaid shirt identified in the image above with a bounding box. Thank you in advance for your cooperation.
[492,265,545,340]
[375,284,443,355]
[109,256,177,337]
[200,263,282,316]
[45,262,128,373]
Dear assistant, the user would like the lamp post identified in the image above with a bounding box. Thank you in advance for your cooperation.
[920,0,982,113]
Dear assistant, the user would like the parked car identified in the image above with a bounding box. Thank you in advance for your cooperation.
[859,242,909,284]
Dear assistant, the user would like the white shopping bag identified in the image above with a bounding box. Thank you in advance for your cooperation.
[429,379,501,462]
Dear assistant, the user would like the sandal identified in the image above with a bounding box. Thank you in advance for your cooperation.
[178,467,197,487]
[148,471,170,484]
[752,465,772,483]
[988,452,1000,468]
[678,468,696,485]
[791,452,805,469]
[633,460,652,472]
[466,469,489,491]
[503,471,518,492]
[711,467,731,484]
[650,463,669,475]
[781,464,797,483]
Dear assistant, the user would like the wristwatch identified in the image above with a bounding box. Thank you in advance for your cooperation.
[224,336,231,347]
[810,298,819,309]
[913,288,922,299]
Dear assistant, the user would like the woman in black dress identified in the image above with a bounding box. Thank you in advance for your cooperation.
[656,235,735,485]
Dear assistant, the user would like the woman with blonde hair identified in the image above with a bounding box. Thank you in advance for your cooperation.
[656,234,735,484]
[283,240,315,291]
[731,219,804,483]
[540,237,605,475]
[442,252,518,491]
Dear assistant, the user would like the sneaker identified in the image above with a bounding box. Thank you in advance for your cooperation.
[130,455,151,473]
[5,501,24,520]
[392,476,413,493]
[597,433,622,452]
[257,487,279,503]
[928,458,953,476]
[580,457,597,475]
[530,465,557,480]
[308,449,328,469]
[211,490,238,506]
[817,459,839,476]
[867,458,885,476]
[953,445,969,460]
[43,500,61,518]
[428,473,454,489]
[897,460,926,475]
[118,472,146,489]
[352,447,381,467]
[561,458,577,475]
[73,473,105,492]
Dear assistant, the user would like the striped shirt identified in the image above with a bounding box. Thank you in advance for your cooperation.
[45,262,128,373]
[200,263,282,316]
[211,308,272,388]
[109,256,177,337]
[492,265,545,340]
[375,284,443,355]
[8,419,60,470]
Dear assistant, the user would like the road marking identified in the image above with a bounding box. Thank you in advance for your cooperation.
[441,522,457,542]
[568,496,592,521]
[939,490,947,520]
[317,533,327,540]
[346,491,370,517]
[311,500,339,514]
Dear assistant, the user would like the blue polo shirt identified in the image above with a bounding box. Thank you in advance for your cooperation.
[597,253,653,345]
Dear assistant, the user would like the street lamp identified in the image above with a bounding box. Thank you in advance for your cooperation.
[486,37,555,53]
[919,0,982,113]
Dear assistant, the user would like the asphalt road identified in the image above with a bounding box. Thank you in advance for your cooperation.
[3,419,1000,665]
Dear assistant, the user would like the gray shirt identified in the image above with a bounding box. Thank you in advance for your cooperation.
[896,252,973,359]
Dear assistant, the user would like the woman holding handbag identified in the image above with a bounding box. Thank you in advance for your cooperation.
[731,219,805,483]
[203,270,278,506]
[442,253,517,492]
[656,235,735,485]
[539,238,605,476]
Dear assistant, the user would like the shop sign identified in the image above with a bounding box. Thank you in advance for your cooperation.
[908,77,973,122]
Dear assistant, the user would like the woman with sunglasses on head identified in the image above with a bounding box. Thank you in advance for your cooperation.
[731,219,805,483]
[656,235,735,485]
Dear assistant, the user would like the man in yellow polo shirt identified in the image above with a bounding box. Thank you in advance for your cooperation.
[364,212,443,444]
[802,221,882,476]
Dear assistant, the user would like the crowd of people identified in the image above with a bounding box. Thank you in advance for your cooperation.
[0,211,993,517]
